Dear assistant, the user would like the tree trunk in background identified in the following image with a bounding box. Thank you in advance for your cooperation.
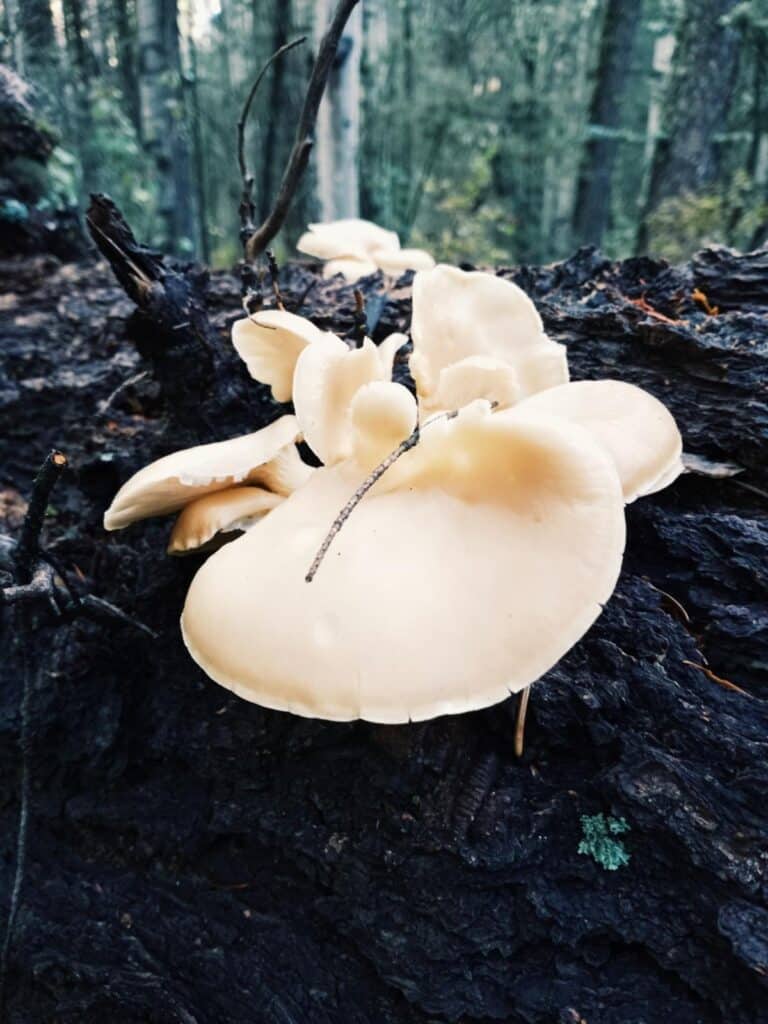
[258,0,292,224]
[62,0,99,193]
[314,0,361,221]
[113,0,142,138]
[638,0,741,252]
[572,0,644,247]
[16,0,58,94]
[136,0,196,253]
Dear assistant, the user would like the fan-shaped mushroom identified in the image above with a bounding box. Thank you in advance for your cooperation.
[231,310,332,403]
[181,401,625,722]
[513,379,683,503]
[167,487,282,555]
[297,218,434,283]
[292,335,409,465]
[410,265,568,411]
[104,415,311,541]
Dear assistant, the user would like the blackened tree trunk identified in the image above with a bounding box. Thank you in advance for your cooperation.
[572,0,644,247]
[136,0,196,253]
[638,0,742,251]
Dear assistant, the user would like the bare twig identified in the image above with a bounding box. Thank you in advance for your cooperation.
[245,0,361,259]
[237,35,306,243]
[306,410,459,583]
[13,451,67,584]
[349,289,366,346]
[514,686,531,758]
[266,250,286,310]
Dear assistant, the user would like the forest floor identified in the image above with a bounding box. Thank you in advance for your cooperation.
[0,246,767,1023]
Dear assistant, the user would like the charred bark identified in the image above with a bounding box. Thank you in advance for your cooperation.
[0,238,767,1024]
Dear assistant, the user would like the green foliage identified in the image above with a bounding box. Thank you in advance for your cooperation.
[0,198,29,222]
[646,174,768,262]
[578,814,631,871]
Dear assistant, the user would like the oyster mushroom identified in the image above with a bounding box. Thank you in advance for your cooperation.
[513,379,683,503]
[297,218,435,283]
[410,264,568,412]
[103,415,312,553]
[167,487,282,555]
[180,401,625,723]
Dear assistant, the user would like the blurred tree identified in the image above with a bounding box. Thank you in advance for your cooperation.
[572,0,645,247]
[136,0,196,252]
[639,0,743,250]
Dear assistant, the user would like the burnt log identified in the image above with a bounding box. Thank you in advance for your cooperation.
[0,239,767,1024]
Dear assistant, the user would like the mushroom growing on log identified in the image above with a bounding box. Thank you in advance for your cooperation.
[0,238,767,1022]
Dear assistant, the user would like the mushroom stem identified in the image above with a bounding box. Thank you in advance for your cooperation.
[514,685,531,758]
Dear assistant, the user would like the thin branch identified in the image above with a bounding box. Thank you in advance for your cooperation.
[14,451,67,584]
[266,250,286,310]
[237,35,307,240]
[305,410,459,584]
[514,686,531,758]
[245,0,361,260]
[349,289,367,346]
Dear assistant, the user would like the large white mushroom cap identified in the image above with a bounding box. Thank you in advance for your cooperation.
[297,218,435,283]
[292,335,409,465]
[514,380,684,503]
[231,310,333,403]
[181,401,626,723]
[410,265,568,411]
[103,415,310,531]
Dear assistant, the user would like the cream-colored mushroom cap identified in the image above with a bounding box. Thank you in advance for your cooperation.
[410,264,568,403]
[425,355,520,414]
[350,381,418,468]
[181,402,625,723]
[167,486,282,555]
[297,219,400,262]
[515,379,683,503]
[293,336,401,465]
[232,310,330,402]
[104,415,310,530]
[373,247,436,276]
[322,257,379,282]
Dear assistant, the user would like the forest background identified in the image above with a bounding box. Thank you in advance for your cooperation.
[2,0,768,268]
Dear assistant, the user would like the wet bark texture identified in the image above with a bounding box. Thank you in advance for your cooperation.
[0,237,767,1024]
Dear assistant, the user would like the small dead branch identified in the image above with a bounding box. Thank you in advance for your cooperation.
[266,250,285,310]
[306,410,459,584]
[682,661,752,698]
[349,289,367,346]
[237,35,307,246]
[514,686,531,758]
[13,450,67,583]
[245,0,361,260]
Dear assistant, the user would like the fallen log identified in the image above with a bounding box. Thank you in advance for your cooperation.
[0,237,766,1023]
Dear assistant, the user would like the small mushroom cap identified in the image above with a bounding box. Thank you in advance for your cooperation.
[376,332,409,380]
[232,310,329,402]
[350,381,418,468]
[425,355,520,414]
[104,415,310,530]
[181,402,625,723]
[167,486,283,555]
[373,247,436,276]
[293,336,395,465]
[514,379,683,503]
[322,257,379,282]
[297,219,400,261]
[410,264,568,402]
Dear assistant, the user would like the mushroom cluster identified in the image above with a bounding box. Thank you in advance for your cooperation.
[297,218,435,283]
[105,264,682,723]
